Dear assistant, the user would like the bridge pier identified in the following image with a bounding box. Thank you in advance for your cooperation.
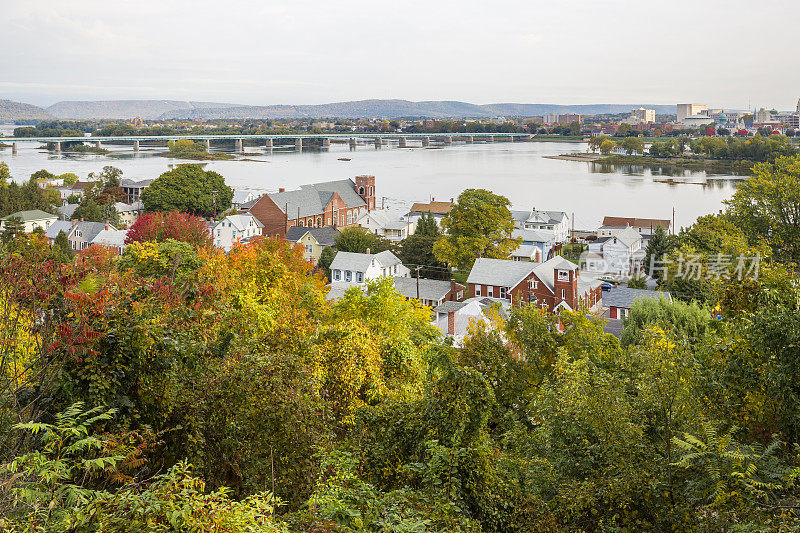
[488,135,495,143]
[235,139,244,152]
[11,142,17,155]
[509,135,515,142]
[374,138,382,149]
[265,138,273,149]
[94,141,102,149]
[422,137,430,147]
[295,138,303,151]
[205,139,211,151]
[443,136,452,145]
[398,137,407,148]
[466,135,474,144]
[349,138,357,150]
[54,141,61,152]
[322,138,331,149]
[133,140,140,153]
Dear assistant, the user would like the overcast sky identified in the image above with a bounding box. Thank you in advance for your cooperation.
[1,0,798,110]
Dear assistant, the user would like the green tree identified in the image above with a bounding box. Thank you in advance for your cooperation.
[433,189,521,271]
[397,213,447,279]
[620,297,710,347]
[0,161,10,187]
[71,198,119,225]
[53,230,74,262]
[620,136,645,155]
[588,135,609,153]
[643,225,676,279]
[725,156,800,263]
[317,245,336,280]
[141,164,233,217]
[599,138,617,155]
[1,215,24,243]
[334,226,390,254]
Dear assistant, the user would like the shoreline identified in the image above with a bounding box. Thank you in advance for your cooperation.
[548,152,755,173]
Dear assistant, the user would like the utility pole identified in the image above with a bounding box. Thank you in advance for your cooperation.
[211,189,218,219]
[672,207,675,235]
[414,265,422,300]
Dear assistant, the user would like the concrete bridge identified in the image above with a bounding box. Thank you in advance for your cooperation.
[0,132,532,154]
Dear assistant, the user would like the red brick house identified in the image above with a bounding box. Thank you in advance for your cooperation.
[246,176,376,238]
[466,256,602,313]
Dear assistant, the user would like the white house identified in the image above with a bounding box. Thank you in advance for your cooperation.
[586,227,644,275]
[355,209,416,242]
[327,250,410,299]
[0,210,58,233]
[511,208,570,242]
[232,190,258,210]
[211,213,264,251]
[433,297,509,345]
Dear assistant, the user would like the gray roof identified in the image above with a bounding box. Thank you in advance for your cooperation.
[72,221,116,243]
[45,220,74,239]
[233,190,254,204]
[512,228,554,244]
[392,277,460,302]
[91,229,128,248]
[214,213,264,232]
[239,197,260,210]
[434,300,469,313]
[285,225,340,246]
[602,287,672,309]
[58,204,79,219]
[511,209,568,226]
[330,250,402,272]
[120,178,153,188]
[2,209,57,222]
[268,179,366,219]
[467,258,537,288]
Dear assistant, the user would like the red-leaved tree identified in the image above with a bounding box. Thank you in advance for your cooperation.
[125,212,212,248]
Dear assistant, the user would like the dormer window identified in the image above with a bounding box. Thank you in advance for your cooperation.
[557,270,569,281]
[529,279,538,290]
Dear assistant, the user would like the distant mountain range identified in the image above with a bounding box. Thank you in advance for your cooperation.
[0,100,53,121]
[0,98,678,121]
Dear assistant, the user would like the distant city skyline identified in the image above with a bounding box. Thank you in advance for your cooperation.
[1,0,798,110]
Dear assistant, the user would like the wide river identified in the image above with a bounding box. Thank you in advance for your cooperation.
[0,129,744,230]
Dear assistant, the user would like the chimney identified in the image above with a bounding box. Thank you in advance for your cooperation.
[432,197,435,202]
[477,252,481,258]
[450,197,454,203]
[447,311,455,335]
[279,187,285,193]
[80,218,84,222]
[450,279,458,300]
[366,248,371,255]
[71,219,78,226]
[104,224,109,231]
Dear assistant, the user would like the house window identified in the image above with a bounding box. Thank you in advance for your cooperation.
[558,270,569,281]
[457,290,463,300]
[487,286,494,297]
[345,270,352,282]
[369,186,373,196]
[475,285,481,296]
[298,221,304,227]
[500,287,507,299]
[305,245,313,254]
[317,217,322,226]
[333,269,341,281]
[356,272,363,283]
[393,265,397,274]
[561,289,566,299]
[529,280,538,290]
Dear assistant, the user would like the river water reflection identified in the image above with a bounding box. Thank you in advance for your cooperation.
[0,133,744,230]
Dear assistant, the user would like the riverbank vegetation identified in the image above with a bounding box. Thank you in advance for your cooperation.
[161,139,235,161]
[0,160,800,531]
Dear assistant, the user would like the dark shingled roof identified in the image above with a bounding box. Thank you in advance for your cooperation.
[602,287,671,309]
[285,225,340,246]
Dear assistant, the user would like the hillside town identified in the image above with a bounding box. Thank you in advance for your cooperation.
[1,169,680,342]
